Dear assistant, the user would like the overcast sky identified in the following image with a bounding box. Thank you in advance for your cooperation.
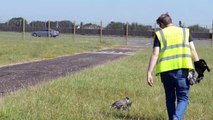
[0,0,212,28]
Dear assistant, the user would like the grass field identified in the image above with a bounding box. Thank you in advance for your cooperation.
[0,37,212,120]
[0,32,122,66]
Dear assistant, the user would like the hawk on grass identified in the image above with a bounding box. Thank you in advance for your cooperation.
[111,97,132,110]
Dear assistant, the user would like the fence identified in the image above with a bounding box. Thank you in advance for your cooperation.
[0,19,212,40]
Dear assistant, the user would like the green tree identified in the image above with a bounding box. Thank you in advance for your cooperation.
[129,22,152,31]
[82,23,100,29]
[30,21,46,29]
[188,24,209,33]
[8,17,27,26]
[58,20,73,28]
[105,21,125,30]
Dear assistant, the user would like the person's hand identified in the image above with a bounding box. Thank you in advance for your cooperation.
[147,72,153,87]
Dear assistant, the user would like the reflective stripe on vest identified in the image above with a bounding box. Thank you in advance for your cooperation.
[159,28,190,53]
[155,26,193,75]
[157,28,191,64]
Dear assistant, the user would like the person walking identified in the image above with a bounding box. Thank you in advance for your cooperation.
[146,13,199,120]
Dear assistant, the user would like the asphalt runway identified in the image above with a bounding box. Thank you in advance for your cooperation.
[0,38,210,96]
[0,40,152,96]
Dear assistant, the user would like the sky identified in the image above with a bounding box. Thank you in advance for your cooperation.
[0,0,212,28]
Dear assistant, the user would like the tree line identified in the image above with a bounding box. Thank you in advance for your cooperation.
[0,17,152,31]
[0,17,210,34]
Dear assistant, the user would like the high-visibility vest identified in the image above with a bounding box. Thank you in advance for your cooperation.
[155,26,194,75]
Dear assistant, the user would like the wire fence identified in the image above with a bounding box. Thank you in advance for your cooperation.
[0,18,212,42]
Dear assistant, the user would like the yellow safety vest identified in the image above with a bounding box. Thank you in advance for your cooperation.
[155,26,194,75]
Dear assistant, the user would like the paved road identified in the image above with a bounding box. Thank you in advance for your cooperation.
[0,40,152,96]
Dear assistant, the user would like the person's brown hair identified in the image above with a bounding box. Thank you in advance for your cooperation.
[156,13,172,26]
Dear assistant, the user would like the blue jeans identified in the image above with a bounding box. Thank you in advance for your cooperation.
[160,69,190,120]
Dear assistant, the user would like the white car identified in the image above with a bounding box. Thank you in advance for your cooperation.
[32,29,59,37]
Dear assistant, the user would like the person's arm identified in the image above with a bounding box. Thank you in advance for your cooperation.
[147,47,159,87]
[189,34,199,61]
[189,41,199,61]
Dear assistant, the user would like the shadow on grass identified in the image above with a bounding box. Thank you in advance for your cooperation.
[113,113,164,120]
[102,111,165,120]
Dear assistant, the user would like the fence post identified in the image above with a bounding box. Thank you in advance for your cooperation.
[73,21,76,41]
[22,18,25,40]
[125,22,128,45]
[48,20,50,39]
[100,20,103,42]
[212,20,213,47]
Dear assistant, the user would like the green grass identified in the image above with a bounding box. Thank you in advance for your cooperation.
[0,32,119,66]
[0,45,212,120]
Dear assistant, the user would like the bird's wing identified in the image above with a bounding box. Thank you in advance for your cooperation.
[111,100,125,107]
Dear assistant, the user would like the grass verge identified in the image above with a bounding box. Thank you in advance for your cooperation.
[0,32,119,66]
[0,46,212,120]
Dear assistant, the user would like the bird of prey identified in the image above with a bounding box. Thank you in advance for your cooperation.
[111,97,132,110]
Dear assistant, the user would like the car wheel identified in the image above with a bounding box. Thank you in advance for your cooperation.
[32,33,37,37]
